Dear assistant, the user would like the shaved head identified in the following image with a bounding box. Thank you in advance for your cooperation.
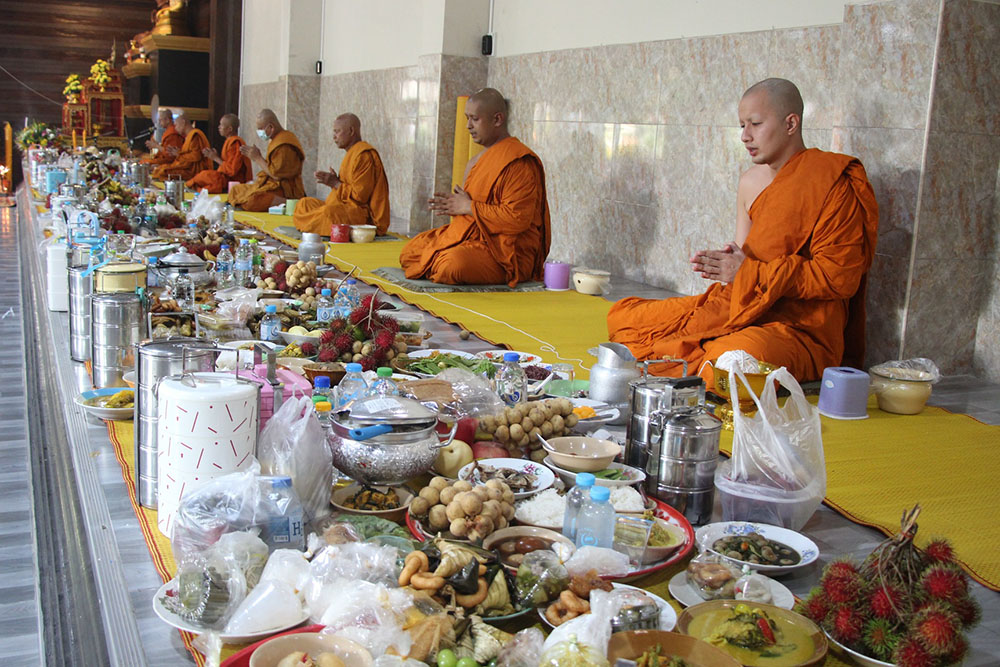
[157,108,174,129]
[221,113,239,131]
[333,113,362,149]
[464,88,510,148]
[173,110,193,135]
[743,78,804,121]
[468,88,508,118]
[256,108,283,139]
[336,113,360,132]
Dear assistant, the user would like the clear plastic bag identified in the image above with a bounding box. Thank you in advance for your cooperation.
[259,548,312,593]
[314,581,413,656]
[539,589,614,666]
[869,357,940,383]
[304,542,404,615]
[188,188,224,225]
[497,627,546,667]
[685,551,742,600]
[564,546,630,578]
[436,367,506,418]
[258,395,333,523]
[514,550,570,607]
[722,367,825,530]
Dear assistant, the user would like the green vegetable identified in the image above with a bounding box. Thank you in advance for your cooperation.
[334,514,410,540]
[406,354,497,378]
[437,649,458,667]
[593,468,623,480]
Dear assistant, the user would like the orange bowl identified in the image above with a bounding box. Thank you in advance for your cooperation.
[303,362,346,386]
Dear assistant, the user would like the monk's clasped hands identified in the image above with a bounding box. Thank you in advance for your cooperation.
[691,242,745,284]
[428,185,473,217]
[165,146,180,157]
[202,147,219,160]
[316,167,341,188]
[240,144,263,161]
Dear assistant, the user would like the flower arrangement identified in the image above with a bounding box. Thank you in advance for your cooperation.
[15,121,61,151]
[89,59,112,91]
[797,506,980,666]
[63,74,83,102]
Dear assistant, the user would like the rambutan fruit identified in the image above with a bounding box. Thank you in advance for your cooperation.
[923,538,956,564]
[911,604,960,656]
[373,330,395,351]
[370,347,387,364]
[329,317,347,332]
[869,584,906,620]
[350,325,366,342]
[830,605,864,644]
[825,559,860,579]
[796,587,830,624]
[862,618,900,662]
[949,594,981,629]
[319,330,335,345]
[300,342,316,356]
[317,348,337,362]
[893,634,934,667]
[359,293,382,311]
[348,308,367,325]
[358,355,377,372]
[919,564,967,603]
[821,569,864,605]
[946,635,968,664]
[273,261,289,275]
[333,333,355,354]
[379,316,400,335]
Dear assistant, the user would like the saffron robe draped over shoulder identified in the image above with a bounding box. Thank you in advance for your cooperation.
[152,128,212,181]
[229,130,306,212]
[185,135,252,193]
[607,148,879,384]
[142,125,183,165]
[292,141,391,235]
[399,136,550,287]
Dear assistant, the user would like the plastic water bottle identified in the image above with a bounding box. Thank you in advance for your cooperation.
[215,243,234,288]
[313,375,333,403]
[143,197,158,229]
[186,222,199,241]
[335,362,368,408]
[343,278,360,309]
[366,367,399,397]
[574,485,615,549]
[147,256,160,287]
[562,472,596,541]
[496,352,527,405]
[132,197,146,230]
[258,476,305,551]
[249,239,262,281]
[315,288,335,323]
[260,304,281,342]
[234,239,253,287]
[314,401,333,428]
[173,270,195,311]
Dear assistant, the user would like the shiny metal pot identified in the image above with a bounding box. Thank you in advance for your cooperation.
[163,178,185,209]
[155,249,215,286]
[328,395,454,486]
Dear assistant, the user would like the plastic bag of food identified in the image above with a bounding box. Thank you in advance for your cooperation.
[734,569,773,604]
[725,366,825,529]
[539,589,614,666]
[258,395,333,523]
[436,367,506,418]
[188,188,224,225]
[315,581,413,656]
[685,551,742,600]
[304,541,403,613]
[259,548,311,593]
[514,549,569,606]
[869,357,940,383]
[223,579,302,634]
[564,546,630,578]
[496,627,546,667]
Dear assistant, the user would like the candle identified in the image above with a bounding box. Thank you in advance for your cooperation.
[3,123,10,193]
[72,130,78,151]
[82,129,87,146]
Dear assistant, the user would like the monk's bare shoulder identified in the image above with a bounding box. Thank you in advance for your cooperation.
[738,164,773,212]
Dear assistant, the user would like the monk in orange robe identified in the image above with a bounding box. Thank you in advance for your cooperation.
[229,108,306,212]
[141,109,183,165]
[293,113,390,235]
[152,112,212,181]
[399,88,550,287]
[185,113,252,193]
[607,78,879,385]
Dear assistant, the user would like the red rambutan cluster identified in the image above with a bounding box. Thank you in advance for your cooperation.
[923,539,956,564]
[911,604,960,656]
[893,635,935,667]
[300,342,316,356]
[829,605,865,644]
[919,564,967,603]
[869,584,905,620]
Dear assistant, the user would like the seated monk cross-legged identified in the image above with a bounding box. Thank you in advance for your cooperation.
[293,113,390,236]
[185,113,252,194]
[229,108,306,212]
[607,78,879,387]
[152,111,213,181]
[399,87,550,287]
[142,108,184,166]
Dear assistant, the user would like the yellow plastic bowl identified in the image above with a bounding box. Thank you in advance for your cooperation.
[543,436,620,472]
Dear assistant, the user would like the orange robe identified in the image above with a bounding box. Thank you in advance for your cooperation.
[607,148,879,385]
[152,128,212,181]
[399,136,550,287]
[229,130,306,212]
[293,141,391,235]
[185,135,252,193]
[142,125,183,165]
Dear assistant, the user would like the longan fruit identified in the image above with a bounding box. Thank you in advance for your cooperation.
[486,486,503,502]
[480,499,501,520]
[495,424,510,442]
[460,493,483,516]
[509,423,525,441]
[439,486,458,505]
[429,476,450,491]
[428,504,449,530]
[541,421,553,437]
[565,413,579,428]
[495,413,508,427]
[450,517,470,537]
[418,486,440,506]
[501,502,515,519]
[521,416,534,431]
[410,497,430,517]
[484,479,504,491]
[446,500,465,521]
[502,489,515,505]
[453,480,473,493]
[528,409,543,425]
[471,485,489,501]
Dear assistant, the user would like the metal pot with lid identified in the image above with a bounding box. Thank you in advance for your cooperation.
[328,395,455,486]
[156,248,216,286]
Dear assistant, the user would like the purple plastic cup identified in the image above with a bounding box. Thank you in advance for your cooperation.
[544,261,571,290]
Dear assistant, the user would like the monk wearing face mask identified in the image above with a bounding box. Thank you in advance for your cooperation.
[152,111,212,181]
[399,88,550,287]
[293,113,390,235]
[607,78,879,386]
[229,108,306,212]
[186,113,252,194]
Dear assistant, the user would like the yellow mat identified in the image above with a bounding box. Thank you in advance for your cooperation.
[236,211,611,379]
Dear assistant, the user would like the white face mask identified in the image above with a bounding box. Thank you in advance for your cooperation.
[256,129,268,140]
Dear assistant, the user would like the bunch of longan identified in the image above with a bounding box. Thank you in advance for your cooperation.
[409,477,516,542]
[477,398,579,461]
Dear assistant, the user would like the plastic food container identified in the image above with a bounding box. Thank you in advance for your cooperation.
[714,460,823,531]
[386,311,429,346]
[870,365,934,414]
[350,224,377,243]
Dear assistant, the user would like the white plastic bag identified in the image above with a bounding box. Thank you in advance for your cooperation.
[720,367,825,529]
[258,395,333,522]
[189,188,224,224]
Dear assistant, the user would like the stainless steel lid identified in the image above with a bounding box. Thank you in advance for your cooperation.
[138,337,217,358]
[335,395,439,427]
[159,249,207,269]
[661,407,722,433]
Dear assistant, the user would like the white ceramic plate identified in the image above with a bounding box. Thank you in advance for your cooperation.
[74,388,134,420]
[542,456,645,488]
[475,350,543,365]
[278,330,324,346]
[458,458,555,500]
[567,397,620,425]
[215,340,282,370]
[537,582,677,631]
[407,348,477,359]
[695,521,820,575]
[667,570,795,610]
[152,579,309,645]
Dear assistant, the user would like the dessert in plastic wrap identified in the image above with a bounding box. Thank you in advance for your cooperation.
[539,634,608,667]
[540,589,616,666]
[496,627,545,667]
[734,568,773,604]
[564,545,630,577]
[685,551,743,600]
[514,549,569,607]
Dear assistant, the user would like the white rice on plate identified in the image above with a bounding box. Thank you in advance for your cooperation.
[514,485,646,528]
